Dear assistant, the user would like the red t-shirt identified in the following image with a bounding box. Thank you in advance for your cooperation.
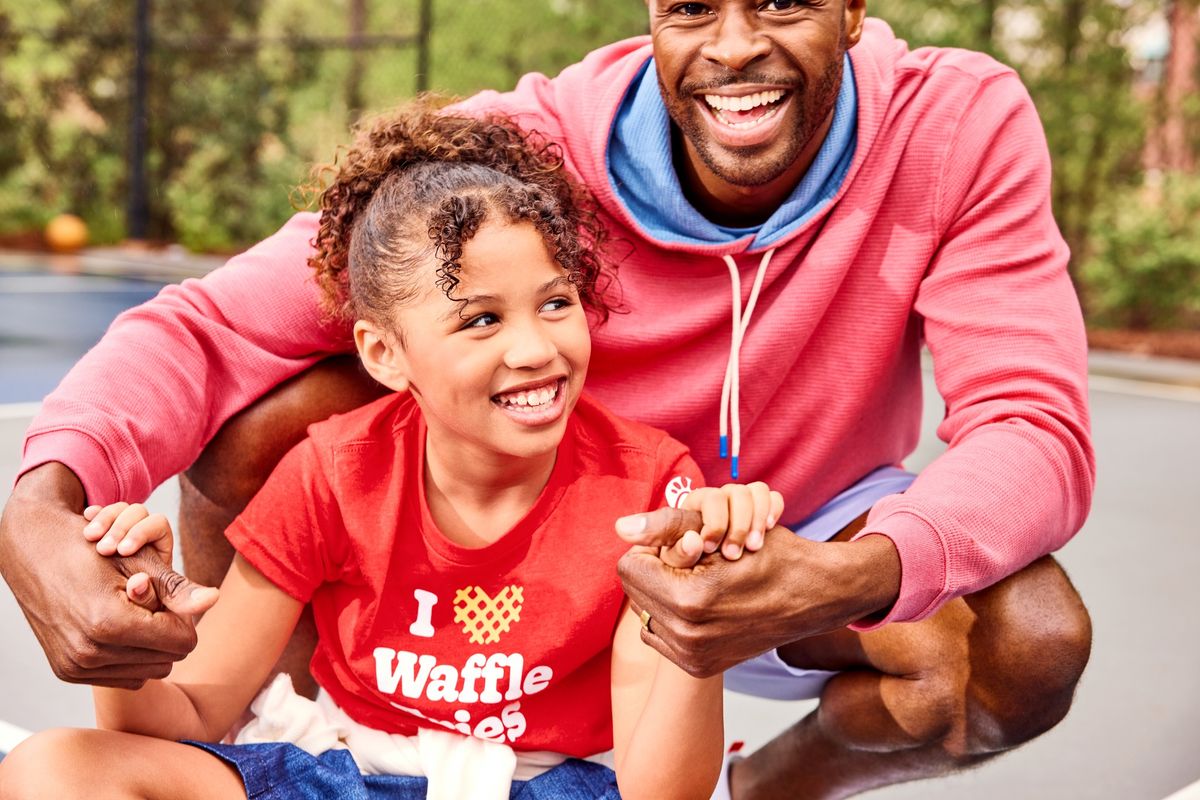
[226,392,703,757]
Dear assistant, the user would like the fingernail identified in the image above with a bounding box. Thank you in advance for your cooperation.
[703,539,719,553]
[99,535,114,550]
[84,522,101,535]
[723,543,743,560]
[132,580,149,597]
[766,515,777,529]
[748,529,764,550]
[615,515,646,536]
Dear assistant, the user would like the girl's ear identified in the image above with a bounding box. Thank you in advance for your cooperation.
[354,320,410,393]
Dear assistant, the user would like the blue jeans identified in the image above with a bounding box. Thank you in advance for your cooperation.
[187,741,620,799]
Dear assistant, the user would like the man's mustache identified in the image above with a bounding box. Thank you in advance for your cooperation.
[680,74,804,95]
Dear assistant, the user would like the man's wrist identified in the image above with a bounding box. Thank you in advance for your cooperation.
[807,533,901,627]
[843,533,902,624]
[8,461,87,515]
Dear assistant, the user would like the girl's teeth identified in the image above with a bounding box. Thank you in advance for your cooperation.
[499,385,558,408]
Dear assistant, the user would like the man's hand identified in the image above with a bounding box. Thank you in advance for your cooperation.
[82,501,219,611]
[617,508,903,677]
[0,463,217,689]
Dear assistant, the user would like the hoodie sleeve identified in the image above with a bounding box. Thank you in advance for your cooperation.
[851,72,1095,627]
[18,212,353,504]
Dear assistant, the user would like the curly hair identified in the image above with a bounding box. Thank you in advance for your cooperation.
[306,102,614,330]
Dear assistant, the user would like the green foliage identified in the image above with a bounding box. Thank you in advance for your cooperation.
[1081,175,1200,329]
[871,0,1199,330]
[0,0,647,249]
[0,0,1193,330]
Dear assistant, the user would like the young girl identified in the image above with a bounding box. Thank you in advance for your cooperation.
[0,109,781,800]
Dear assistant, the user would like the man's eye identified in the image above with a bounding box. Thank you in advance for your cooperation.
[762,0,800,10]
[673,2,711,17]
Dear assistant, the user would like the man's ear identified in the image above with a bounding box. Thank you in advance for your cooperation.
[354,320,410,393]
[844,0,867,48]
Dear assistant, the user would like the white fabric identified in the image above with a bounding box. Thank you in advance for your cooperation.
[234,674,591,799]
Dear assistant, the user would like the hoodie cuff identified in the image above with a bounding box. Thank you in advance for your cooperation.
[847,512,948,631]
[19,429,120,506]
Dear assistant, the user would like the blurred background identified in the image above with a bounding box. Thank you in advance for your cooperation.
[0,0,1197,347]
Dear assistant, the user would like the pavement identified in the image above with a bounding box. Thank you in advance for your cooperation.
[7,243,1200,391]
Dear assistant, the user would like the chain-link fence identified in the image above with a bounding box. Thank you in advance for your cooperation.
[0,1,647,249]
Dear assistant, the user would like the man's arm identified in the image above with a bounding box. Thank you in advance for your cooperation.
[6,213,344,686]
[20,212,348,505]
[618,72,1092,673]
[0,463,215,687]
[853,71,1093,626]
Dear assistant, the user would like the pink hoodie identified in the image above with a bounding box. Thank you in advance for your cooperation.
[21,20,1093,625]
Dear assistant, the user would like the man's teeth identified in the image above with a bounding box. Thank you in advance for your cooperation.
[497,384,558,409]
[704,89,785,113]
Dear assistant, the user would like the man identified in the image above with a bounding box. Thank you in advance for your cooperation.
[0,1,1094,797]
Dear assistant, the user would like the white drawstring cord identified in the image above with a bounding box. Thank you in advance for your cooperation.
[719,249,774,479]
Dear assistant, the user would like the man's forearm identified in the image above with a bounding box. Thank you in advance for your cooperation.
[0,463,86,589]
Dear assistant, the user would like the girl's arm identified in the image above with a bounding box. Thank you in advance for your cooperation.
[610,600,724,800]
[94,553,303,742]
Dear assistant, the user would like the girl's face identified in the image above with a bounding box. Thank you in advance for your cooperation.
[356,220,591,466]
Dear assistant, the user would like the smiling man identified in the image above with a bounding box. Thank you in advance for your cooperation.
[1,1,1095,798]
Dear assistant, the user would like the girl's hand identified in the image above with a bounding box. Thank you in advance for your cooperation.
[84,503,174,562]
[82,503,215,611]
[681,482,784,561]
[615,481,784,568]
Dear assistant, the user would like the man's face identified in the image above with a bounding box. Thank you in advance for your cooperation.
[649,0,865,192]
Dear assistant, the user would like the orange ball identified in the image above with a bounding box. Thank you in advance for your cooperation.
[45,214,89,253]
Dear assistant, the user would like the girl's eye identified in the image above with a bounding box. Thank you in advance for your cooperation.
[540,297,574,313]
[462,313,498,330]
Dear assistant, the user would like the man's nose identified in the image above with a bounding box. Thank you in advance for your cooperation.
[700,9,771,72]
[503,321,557,370]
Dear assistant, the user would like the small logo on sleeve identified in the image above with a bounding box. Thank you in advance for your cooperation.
[664,476,693,509]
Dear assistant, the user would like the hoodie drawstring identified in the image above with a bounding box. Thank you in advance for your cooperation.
[719,249,775,480]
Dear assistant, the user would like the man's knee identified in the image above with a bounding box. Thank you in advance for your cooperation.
[184,355,386,511]
[179,356,385,576]
[962,555,1092,754]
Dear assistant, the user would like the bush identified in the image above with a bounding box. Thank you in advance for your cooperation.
[1080,174,1200,330]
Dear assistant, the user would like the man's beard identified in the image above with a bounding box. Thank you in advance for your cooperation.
[661,53,844,189]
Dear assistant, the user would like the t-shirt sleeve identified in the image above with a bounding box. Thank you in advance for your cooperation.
[650,435,707,511]
[224,436,345,603]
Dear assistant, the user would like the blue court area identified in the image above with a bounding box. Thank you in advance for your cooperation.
[0,271,166,404]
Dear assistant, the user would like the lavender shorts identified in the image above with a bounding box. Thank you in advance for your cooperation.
[722,466,916,701]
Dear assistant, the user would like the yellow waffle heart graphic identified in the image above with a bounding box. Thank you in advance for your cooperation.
[453,585,524,644]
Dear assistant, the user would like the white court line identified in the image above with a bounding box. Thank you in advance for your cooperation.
[0,719,32,754]
[1164,778,1200,800]
[0,403,41,421]
[1088,374,1200,403]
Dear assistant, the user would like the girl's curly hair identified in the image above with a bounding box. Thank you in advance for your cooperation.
[306,101,613,329]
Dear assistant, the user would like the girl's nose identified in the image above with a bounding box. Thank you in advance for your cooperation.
[503,322,557,370]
